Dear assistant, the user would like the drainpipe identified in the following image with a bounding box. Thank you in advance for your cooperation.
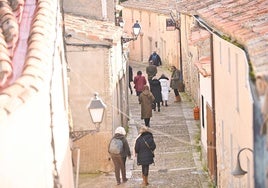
[210,33,217,184]
[179,28,183,79]
[170,12,183,79]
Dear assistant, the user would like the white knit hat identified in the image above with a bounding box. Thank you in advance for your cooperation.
[115,127,126,135]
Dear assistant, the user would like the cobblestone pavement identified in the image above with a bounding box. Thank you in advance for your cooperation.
[78,61,211,188]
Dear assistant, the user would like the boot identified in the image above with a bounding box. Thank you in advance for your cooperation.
[165,101,168,106]
[174,95,181,103]
[141,175,146,186]
[144,175,149,186]
[141,175,149,186]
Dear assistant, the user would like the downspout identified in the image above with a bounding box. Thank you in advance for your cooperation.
[169,12,182,78]
[210,33,217,184]
[179,27,183,78]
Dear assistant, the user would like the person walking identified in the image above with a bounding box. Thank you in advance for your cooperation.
[139,85,155,127]
[170,66,181,102]
[134,70,147,96]
[135,126,156,187]
[149,77,162,112]
[108,127,131,185]
[146,60,157,81]
[129,65,133,95]
[159,74,170,106]
[148,51,162,66]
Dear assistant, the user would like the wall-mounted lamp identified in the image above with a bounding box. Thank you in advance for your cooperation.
[232,147,253,177]
[121,20,141,44]
[118,17,125,28]
[70,93,106,141]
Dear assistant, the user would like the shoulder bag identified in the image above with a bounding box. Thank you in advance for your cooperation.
[142,137,154,157]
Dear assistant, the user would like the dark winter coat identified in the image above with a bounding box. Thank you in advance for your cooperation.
[135,131,156,165]
[139,85,155,119]
[149,79,162,103]
[129,66,133,82]
[146,65,157,80]
[109,133,131,158]
[148,52,162,66]
[170,68,181,89]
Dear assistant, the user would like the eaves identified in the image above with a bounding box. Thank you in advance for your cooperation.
[177,0,268,76]
[64,13,122,47]
[120,0,177,15]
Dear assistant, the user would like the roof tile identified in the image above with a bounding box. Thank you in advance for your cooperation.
[177,0,268,75]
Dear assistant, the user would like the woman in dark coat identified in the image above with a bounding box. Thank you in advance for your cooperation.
[139,85,155,127]
[149,77,162,112]
[135,126,156,186]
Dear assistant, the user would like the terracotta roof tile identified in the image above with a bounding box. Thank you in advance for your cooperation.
[194,56,211,77]
[120,0,177,14]
[1,83,24,97]
[4,96,23,113]
[64,14,122,45]
[0,0,58,116]
[189,28,210,45]
[0,93,10,105]
[0,107,8,118]
[177,0,268,76]
[15,75,43,92]
[18,87,37,102]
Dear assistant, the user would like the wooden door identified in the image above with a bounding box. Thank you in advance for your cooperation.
[206,104,217,182]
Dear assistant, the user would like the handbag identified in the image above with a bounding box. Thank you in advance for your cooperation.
[142,138,155,157]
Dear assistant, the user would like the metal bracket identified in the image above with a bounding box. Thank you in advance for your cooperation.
[121,36,137,44]
[70,129,99,142]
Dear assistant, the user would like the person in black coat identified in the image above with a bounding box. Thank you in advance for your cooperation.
[129,65,133,94]
[148,51,162,66]
[149,77,162,112]
[135,126,156,186]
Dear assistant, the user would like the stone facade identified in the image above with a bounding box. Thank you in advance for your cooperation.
[121,1,179,67]
[65,14,128,173]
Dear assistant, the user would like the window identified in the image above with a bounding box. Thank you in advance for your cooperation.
[235,53,239,112]
[149,13,151,27]
[219,42,222,64]
[228,47,231,73]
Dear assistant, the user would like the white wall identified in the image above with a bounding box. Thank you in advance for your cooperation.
[199,75,212,153]
[213,34,254,188]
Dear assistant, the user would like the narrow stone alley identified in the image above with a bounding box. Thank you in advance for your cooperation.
[78,61,211,188]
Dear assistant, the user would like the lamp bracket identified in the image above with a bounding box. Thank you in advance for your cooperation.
[70,129,99,142]
[121,36,137,44]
